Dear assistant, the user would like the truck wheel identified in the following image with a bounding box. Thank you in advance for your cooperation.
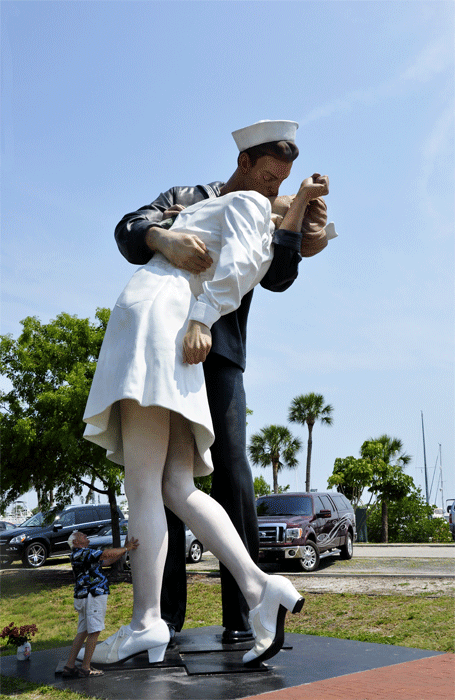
[298,542,320,572]
[22,542,47,568]
[339,532,353,560]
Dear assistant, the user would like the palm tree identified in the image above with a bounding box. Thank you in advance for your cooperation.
[248,425,302,494]
[288,393,333,492]
[361,434,412,542]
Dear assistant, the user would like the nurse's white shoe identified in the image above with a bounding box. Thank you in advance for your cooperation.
[243,575,304,666]
[77,620,169,664]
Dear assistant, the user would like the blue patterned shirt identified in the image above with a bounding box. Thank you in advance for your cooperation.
[70,547,109,598]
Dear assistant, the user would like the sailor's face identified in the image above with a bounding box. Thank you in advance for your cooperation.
[244,156,293,197]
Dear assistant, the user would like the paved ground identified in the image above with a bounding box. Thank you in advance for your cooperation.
[240,653,455,700]
[352,543,455,558]
[2,629,453,700]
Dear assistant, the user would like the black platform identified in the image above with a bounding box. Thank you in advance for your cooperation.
[0,626,442,700]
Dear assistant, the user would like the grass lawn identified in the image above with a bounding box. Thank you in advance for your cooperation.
[1,565,453,698]
[0,675,98,700]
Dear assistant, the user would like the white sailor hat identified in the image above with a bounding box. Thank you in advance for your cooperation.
[232,120,299,152]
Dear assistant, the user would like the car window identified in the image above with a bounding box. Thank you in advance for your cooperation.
[56,511,76,526]
[96,526,112,537]
[313,496,324,513]
[256,496,312,516]
[75,507,98,524]
[20,512,44,527]
[319,495,333,511]
[341,494,352,509]
[331,494,352,511]
[94,522,127,537]
[96,505,112,520]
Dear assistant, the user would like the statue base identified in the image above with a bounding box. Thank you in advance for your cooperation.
[0,625,444,700]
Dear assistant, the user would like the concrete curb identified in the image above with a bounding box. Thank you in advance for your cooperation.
[189,569,454,580]
[354,543,454,548]
[288,572,455,579]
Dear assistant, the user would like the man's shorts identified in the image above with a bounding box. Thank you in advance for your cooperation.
[74,593,108,634]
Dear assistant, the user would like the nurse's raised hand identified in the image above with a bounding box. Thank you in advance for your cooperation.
[183,320,212,364]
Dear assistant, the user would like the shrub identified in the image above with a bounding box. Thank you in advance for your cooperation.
[366,488,452,543]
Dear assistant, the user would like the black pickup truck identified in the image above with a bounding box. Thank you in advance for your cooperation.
[256,491,356,572]
[0,504,124,568]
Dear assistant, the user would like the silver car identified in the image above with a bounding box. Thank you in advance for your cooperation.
[88,520,129,568]
[185,526,203,563]
[89,522,203,565]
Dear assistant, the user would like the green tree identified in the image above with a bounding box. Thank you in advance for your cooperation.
[288,392,333,492]
[194,475,212,495]
[253,475,290,497]
[248,425,301,494]
[0,311,125,550]
[361,436,412,543]
[367,487,452,543]
[327,455,374,509]
[254,475,272,497]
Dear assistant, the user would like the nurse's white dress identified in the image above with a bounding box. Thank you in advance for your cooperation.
[83,191,274,476]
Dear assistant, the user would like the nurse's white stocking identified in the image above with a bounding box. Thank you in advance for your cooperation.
[121,399,169,631]
[162,411,267,611]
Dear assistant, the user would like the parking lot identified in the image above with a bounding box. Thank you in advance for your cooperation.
[1,542,453,597]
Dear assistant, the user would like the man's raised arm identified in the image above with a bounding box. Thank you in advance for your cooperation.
[261,181,329,293]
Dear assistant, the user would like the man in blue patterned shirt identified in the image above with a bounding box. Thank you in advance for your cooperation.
[62,530,139,678]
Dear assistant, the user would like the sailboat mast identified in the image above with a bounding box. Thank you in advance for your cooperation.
[439,444,444,510]
[421,411,429,504]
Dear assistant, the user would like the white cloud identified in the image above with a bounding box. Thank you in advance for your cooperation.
[300,36,453,126]
[417,104,455,230]
[399,38,452,83]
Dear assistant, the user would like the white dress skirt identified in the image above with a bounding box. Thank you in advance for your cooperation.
[83,191,274,476]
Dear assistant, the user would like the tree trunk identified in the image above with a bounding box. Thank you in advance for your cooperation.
[305,423,314,492]
[381,500,388,543]
[85,476,96,504]
[273,460,279,494]
[108,485,123,575]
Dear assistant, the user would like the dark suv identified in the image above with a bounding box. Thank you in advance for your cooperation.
[256,491,356,572]
[0,503,124,568]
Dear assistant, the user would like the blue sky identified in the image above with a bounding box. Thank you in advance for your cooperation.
[2,1,454,512]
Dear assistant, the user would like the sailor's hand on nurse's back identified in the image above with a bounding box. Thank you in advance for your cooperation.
[183,320,212,365]
[163,204,186,218]
[146,226,213,274]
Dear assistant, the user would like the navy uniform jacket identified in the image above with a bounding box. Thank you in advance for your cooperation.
[114,182,302,371]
